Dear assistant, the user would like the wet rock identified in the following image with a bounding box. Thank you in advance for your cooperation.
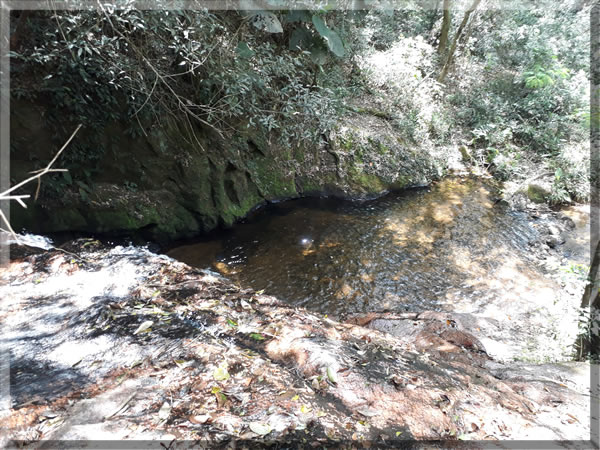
[558,214,577,230]
[545,235,564,249]
[11,98,445,242]
[527,183,551,204]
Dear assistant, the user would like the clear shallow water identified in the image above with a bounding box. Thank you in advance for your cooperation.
[168,177,540,319]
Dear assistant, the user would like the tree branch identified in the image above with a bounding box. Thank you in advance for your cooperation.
[0,124,82,244]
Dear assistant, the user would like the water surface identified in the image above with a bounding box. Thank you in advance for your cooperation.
[168,177,540,319]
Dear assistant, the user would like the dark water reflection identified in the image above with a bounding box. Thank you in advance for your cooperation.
[168,177,539,319]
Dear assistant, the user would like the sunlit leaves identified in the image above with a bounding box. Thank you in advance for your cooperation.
[523,64,569,89]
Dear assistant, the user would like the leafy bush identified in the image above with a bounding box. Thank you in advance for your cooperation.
[358,36,453,146]
[549,143,590,204]
[10,7,348,151]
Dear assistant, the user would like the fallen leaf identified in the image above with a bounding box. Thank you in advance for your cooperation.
[249,422,271,436]
[189,414,211,424]
[240,300,252,309]
[158,402,171,421]
[292,394,299,401]
[327,366,338,384]
[213,365,230,381]
[566,413,580,423]
[357,407,380,417]
[211,387,227,407]
[133,320,153,335]
[250,333,265,341]
[395,431,402,437]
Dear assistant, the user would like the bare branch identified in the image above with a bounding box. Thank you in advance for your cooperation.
[0,124,82,243]
[3,124,82,198]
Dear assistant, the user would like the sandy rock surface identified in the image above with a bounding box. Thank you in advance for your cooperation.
[0,239,596,448]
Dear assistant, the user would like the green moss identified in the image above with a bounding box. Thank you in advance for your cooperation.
[155,204,200,238]
[352,172,387,193]
[246,157,297,200]
[527,184,551,204]
[390,175,412,190]
[378,141,390,155]
[340,135,354,151]
[87,210,143,232]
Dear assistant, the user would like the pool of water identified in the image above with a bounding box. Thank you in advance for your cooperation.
[167,177,541,319]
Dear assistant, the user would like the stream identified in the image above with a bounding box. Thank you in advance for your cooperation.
[168,176,588,362]
[169,178,558,313]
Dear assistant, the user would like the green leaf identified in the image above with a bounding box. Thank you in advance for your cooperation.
[310,46,329,65]
[227,318,238,327]
[76,180,91,192]
[250,333,265,340]
[289,27,312,51]
[251,11,283,33]
[312,14,345,57]
[236,42,254,59]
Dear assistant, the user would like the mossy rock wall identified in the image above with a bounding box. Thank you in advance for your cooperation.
[9,99,445,242]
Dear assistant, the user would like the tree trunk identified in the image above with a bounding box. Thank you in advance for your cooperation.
[437,0,451,55]
[437,0,481,83]
[578,233,600,359]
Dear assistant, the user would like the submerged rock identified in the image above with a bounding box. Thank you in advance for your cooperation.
[0,239,593,446]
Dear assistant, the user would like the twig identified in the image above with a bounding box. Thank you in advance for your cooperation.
[0,124,82,243]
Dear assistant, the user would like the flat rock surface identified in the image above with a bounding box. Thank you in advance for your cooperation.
[0,239,596,447]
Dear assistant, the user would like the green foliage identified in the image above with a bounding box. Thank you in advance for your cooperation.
[11,7,348,162]
[312,14,345,57]
[549,143,590,204]
[9,1,591,205]
[523,64,566,89]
